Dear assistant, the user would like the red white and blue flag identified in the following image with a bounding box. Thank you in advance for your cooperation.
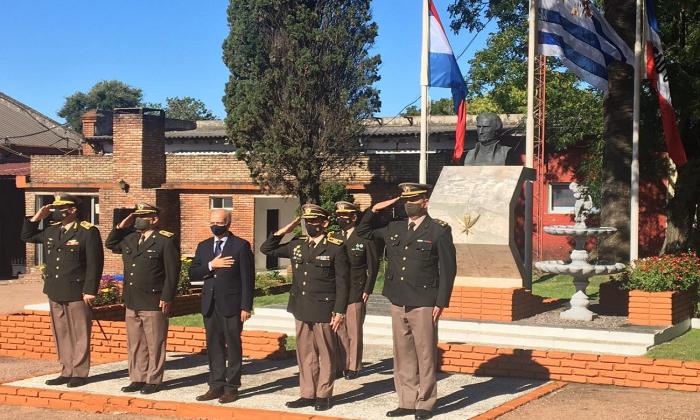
[645,0,687,166]
[428,0,468,161]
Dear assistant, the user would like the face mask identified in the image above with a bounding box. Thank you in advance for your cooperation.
[404,202,424,218]
[211,224,228,236]
[336,217,355,230]
[134,217,152,232]
[51,210,69,221]
[305,222,323,238]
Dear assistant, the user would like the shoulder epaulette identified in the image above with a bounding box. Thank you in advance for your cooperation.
[159,230,174,237]
[326,232,344,245]
[80,221,94,229]
[434,219,449,228]
[296,235,308,241]
[50,221,61,226]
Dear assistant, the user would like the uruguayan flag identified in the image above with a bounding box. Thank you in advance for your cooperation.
[538,0,634,91]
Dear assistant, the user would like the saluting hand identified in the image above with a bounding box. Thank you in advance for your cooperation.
[210,255,234,268]
[274,217,301,236]
[371,197,400,213]
[117,212,137,229]
[30,205,53,222]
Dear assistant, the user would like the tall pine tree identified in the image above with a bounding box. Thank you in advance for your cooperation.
[222,0,381,204]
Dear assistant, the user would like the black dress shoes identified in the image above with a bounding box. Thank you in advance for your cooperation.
[314,397,332,411]
[218,390,238,404]
[67,377,87,388]
[386,407,416,417]
[140,384,160,394]
[121,382,145,393]
[196,388,224,401]
[414,410,433,420]
[45,376,70,386]
[285,397,315,408]
[344,370,360,380]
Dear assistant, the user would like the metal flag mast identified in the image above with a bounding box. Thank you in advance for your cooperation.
[524,0,538,288]
[631,0,643,263]
[420,0,430,184]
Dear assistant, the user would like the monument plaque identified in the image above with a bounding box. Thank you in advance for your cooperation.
[429,166,535,288]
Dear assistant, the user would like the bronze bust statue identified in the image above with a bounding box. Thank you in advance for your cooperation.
[463,112,511,166]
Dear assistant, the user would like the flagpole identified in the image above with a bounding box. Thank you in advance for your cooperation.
[631,0,643,263]
[524,0,537,289]
[420,0,429,184]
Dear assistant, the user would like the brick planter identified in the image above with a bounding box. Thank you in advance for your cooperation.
[92,293,202,321]
[443,286,560,322]
[628,289,694,326]
[598,281,629,316]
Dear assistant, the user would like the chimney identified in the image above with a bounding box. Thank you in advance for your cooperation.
[112,108,166,189]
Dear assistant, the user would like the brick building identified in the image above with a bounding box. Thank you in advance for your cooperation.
[18,107,665,275]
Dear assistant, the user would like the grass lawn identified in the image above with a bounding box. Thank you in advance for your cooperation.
[531,273,610,300]
[646,329,700,361]
[170,291,291,328]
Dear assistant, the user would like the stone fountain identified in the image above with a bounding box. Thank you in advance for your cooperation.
[535,183,626,321]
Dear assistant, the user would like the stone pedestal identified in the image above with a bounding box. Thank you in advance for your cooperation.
[429,166,534,288]
[429,166,550,321]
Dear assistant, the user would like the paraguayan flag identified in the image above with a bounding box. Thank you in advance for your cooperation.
[538,0,634,91]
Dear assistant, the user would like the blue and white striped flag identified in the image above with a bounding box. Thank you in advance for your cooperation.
[538,0,634,91]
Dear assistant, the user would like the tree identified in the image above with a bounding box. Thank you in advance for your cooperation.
[403,98,457,116]
[58,80,143,131]
[223,0,381,204]
[149,96,217,120]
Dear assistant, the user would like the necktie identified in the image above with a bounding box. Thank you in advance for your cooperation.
[309,241,316,249]
[408,222,416,231]
[59,228,65,240]
[214,240,223,257]
[138,234,145,249]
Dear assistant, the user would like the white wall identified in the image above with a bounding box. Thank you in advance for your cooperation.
[253,196,299,270]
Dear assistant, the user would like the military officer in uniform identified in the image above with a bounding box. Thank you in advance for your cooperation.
[333,201,379,380]
[21,194,104,388]
[356,183,456,420]
[105,203,180,395]
[260,204,349,412]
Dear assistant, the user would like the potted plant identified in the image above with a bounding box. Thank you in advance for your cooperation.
[622,252,699,326]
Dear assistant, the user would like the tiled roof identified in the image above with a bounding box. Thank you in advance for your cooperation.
[0,162,30,176]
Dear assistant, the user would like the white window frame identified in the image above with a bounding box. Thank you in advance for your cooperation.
[210,196,233,210]
[548,183,576,214]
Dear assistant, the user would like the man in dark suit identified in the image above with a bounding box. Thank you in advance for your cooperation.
[189,209,255,404]
[105,203,180,395]
[333,201,379,380]
[356,183,456,420]
[21,193,104,388]
[260,204,349,412]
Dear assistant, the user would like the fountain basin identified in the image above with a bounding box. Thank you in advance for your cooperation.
[535,260,626,276]
[543,225,618,237]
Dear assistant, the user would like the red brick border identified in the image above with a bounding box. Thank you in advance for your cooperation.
[92,293,201,321]
[443,287,560,322]
[628,289,695,326]
[438,344,700,392]
[0,311,289,362]
[0,385,341,419]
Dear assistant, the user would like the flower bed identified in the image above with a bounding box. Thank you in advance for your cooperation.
[621,252,699,326]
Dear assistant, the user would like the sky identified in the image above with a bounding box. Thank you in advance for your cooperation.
[1,1,495,123]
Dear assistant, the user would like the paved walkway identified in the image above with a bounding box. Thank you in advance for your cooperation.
[0,280,44,314]
[500,382,700,420]
[7,346,547,419]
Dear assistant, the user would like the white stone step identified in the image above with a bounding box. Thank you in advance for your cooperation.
[249,307,690,356]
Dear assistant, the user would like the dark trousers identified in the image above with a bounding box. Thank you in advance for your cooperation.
[204,303,243,392]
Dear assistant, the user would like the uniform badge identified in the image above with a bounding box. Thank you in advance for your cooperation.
[317,255,330,261]
[352,243,365,251]
[292,244,303,262]
[65,240,80,246]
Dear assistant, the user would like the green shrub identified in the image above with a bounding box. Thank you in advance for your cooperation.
[623,252,700,292]
[178,256,193,295]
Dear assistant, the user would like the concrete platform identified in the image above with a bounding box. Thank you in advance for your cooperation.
[246,307,690,356]
[7,346,547,419]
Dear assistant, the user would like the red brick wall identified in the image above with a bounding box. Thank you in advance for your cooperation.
[443,287,560,321]
[165,155,252,183]
[439,344,700,392]
[29,156,113,183]
[178,192,255,256]
[0,311,289,362]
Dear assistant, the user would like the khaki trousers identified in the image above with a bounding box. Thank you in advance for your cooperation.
[49,299,92,378]
[336,301,366,372]
[125,308,168,384]
[295,319,336,399]
[390,304,437,411]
